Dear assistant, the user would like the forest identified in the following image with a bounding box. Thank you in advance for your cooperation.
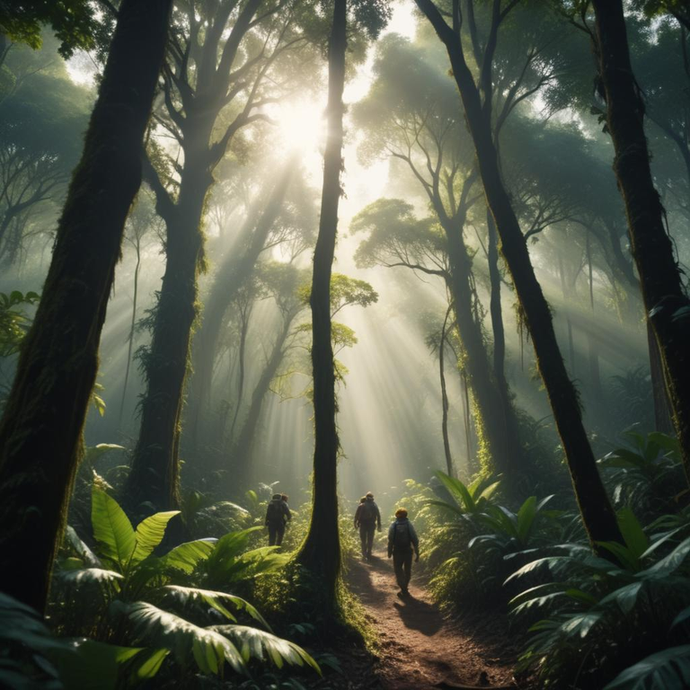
[1,0,690,688]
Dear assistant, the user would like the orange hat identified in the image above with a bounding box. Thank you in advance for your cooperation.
[395,508,408,518]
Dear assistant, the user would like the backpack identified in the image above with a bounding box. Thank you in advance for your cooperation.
[266,500,283,525]
[360,500,377,524]
[393,521,411,549]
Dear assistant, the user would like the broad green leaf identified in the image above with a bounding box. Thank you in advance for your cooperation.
[132,511,180,564]
[50,639,167,690]
[162,585,268,627]
[435,471,474,512]
[516,497,538,545]
[121,601,246,674]
[604,645,690,690]
[64,526,100,567]
[646,536,690,577]
[163,539,216,574]
[600,582,644,614]
[617,507,649,561]
[91,488,135,571]
[83,444,125,465]
[59,568,123,588]
[212,625,321,674]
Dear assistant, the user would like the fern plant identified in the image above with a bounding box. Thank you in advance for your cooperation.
[51,485,319,685]
[507,508,690,689]
[598,431,684,521]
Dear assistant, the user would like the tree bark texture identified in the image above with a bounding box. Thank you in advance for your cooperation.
[592,0,690,480]
[297,0,346,602]
[415,0,624,549]
[128,129,213,514]
[0,0,172,613]
[440,305,454,477]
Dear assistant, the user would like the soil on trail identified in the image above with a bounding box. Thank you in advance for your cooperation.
[345,549,518,690]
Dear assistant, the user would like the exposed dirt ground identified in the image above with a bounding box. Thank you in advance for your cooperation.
[340,549,519,690]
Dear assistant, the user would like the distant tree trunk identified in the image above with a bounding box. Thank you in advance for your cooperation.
[487,209,506,386]
[296,0,346,604]
[592,0,690,481]
[443,221,522,480]
[0,0,171,613]
[119,234,142,425]
[229,310,297,485]
[439,304,454,477]
[558,253,576,373]
[186,163,295,445]
[415,0,624,549]
[228,300,252,445]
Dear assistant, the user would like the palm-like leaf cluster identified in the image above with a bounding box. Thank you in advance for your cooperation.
[47,485,318,687]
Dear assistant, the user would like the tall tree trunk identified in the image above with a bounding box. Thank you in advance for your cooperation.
[119,235,142,425]
[487,208,506,386]
[296,0,346,604]
[127,129,213,514]
[0,0,171,613]
[415,0,623,549]
[439,304,454,477]
[592,0,690,482]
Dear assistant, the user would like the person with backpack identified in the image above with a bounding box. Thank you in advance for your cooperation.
[353,496,367,530]
[265,493,291,546]
[358,491,381,559]
[387,507,419,597]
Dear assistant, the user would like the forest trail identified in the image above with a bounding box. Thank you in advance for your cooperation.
[345,550,517,690]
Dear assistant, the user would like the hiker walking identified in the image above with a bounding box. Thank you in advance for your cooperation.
[265,492,291,546]
[387,507,419,597]
[357,491,381,559]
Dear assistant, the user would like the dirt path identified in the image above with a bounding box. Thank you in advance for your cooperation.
[346,550,517,690]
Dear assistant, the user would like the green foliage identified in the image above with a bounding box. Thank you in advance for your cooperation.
[51,484,318,685]
[0,0,96,58]
[598,432,684,521]
[0,290,39,357]
[508,523,690,688]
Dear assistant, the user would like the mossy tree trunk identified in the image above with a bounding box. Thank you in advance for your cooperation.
[296,0,346,605]
[126,0,269,513]
[0,0,172,613]
[592,0,690,480]
[415,0,624,549]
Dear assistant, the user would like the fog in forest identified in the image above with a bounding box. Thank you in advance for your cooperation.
[2,1,690,686]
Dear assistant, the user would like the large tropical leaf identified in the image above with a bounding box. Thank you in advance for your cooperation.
[0,592,69,654]
[50,640,167,690]
[645,536,690,577]
[132,511,180,564]
[91,487,135,571]
[162,539,216,574]
[162,585,268,627]
[212,625,320,673]
[83,444,126,465]
[119,601,246,675]
[603,645,690,689]
[435,471,474,512]
[59,568,123,588]
[618,508,649,561]
[64,526,100,567]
